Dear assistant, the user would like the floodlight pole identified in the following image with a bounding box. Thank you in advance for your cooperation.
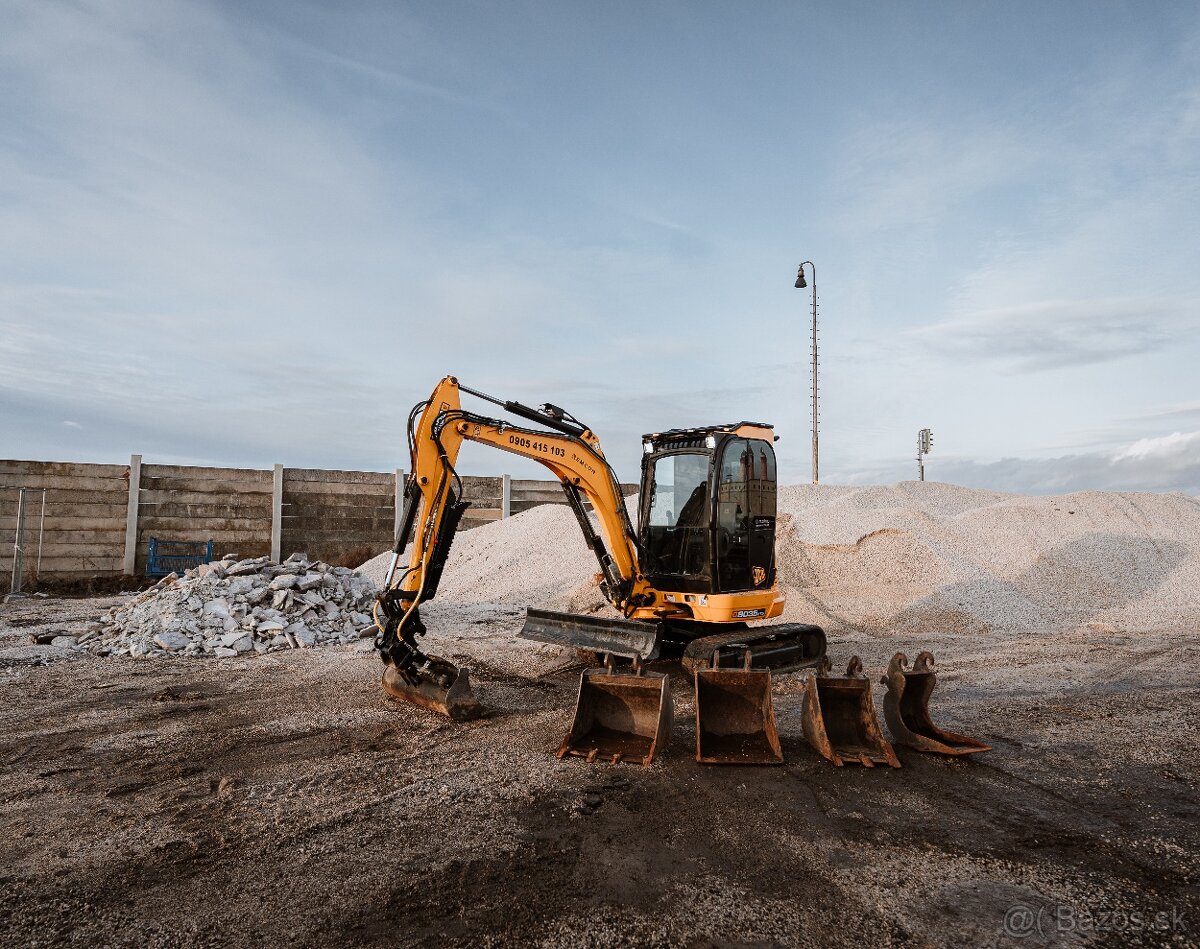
[795,261,819,484]
[916,428,933,481]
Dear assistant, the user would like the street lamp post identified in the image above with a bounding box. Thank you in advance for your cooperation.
[794,261,818,484]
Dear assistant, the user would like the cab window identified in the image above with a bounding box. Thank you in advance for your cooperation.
[642,451,710,583]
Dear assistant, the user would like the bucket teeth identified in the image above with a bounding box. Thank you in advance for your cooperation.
[382,661,484,721]
[558,657,671,767]
[881,651,990,756]
[800,656,900,768]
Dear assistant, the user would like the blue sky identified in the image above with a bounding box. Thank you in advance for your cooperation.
[3,1,1199,492]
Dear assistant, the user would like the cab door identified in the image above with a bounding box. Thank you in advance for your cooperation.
[714,437,777,593]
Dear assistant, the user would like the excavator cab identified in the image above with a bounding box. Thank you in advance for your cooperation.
[638,425,778,600]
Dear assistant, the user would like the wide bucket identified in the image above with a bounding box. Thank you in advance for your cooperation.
[694,662,783,765]
[558,661,671,767]
[881,652,990,756]
[382,661,483,721]
[801,657,900,768]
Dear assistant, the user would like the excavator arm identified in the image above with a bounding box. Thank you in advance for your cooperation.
[373,376,653,714]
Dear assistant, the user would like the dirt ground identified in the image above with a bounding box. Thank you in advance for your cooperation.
[1,595,1197,948]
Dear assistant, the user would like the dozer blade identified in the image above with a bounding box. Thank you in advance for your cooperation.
[881,651,990,756]
[520,608,661,661]
[382,661,484,721]
[801,657,900,768]
[558,656,671,766]
[695,651,783,765]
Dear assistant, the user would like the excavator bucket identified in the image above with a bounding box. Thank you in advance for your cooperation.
[801,657,900,768]
[382,661,483,721]
[694,651,783,765]
[558,656,671,766]
[881,652,990,756]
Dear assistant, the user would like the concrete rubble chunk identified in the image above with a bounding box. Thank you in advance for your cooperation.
[226,557,269,576]
[154,630,191,652]
[203,599,231,617]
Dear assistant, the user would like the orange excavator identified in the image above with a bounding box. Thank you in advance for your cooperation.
[373,376,985,767]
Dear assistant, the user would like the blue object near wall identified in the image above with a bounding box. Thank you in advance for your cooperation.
[147,537,215,577]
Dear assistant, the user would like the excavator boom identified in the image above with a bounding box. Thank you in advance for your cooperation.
[374,376,657,722]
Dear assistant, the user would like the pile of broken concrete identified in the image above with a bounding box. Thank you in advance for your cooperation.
[87,553,379,659]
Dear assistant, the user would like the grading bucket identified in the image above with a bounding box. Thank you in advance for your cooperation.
[694,651,783,765]
[881,651,990,756]
[557,656,671,766]
[801,657,900,768]
[382,659,483,721]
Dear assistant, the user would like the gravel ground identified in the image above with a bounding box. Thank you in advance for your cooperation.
[1,593,1197,948]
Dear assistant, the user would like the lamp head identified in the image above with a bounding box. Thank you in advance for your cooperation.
[794,265,807,289]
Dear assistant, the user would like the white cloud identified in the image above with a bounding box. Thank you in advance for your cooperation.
[844,430,1200,495]
[1113,431,1200,462]
[910,298,1192,372]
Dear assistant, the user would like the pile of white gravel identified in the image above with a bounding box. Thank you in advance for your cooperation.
[87,553,378,659]
[358,482,1200,637]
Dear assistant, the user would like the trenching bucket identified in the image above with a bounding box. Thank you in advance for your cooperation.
[382,660,483,721]
[801,657,900,768]
[881,652,990,756]
[557,656,671,766]
[695,651,783,765]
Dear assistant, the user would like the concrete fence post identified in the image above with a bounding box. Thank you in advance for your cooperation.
[271,464,284,561]
[501,474,511,518]
[122,454,141,575]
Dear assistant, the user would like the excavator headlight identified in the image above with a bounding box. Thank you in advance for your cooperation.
[705,435,716,449]
[643,441,653,454]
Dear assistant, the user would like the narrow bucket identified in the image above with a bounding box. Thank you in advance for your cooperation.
[558,658,671,766]
[801,657,900,768]
[382,661,483,721]
[694,651,782,765]
[881,651,990,756]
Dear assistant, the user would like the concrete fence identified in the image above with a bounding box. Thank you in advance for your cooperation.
[1,457,636,582]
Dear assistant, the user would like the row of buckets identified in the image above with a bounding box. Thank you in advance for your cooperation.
[557,651,990,767]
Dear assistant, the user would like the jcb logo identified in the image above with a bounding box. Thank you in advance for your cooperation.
[752,566,766,586]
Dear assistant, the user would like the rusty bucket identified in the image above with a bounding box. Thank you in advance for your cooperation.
[800,657,900,768]
[694,651,783,765]
[557,656,671,766]
[881,651,990,756]
[382,660,483,721]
